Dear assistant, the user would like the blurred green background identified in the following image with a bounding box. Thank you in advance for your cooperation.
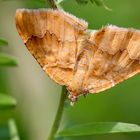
[0,0,140,140]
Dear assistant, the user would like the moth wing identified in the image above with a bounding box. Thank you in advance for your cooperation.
[83,25,140,94]
[15,9,88,86]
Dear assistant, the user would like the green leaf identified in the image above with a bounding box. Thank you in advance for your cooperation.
[8,119,20,140]
[0,53,18,66]
[93,0,112,11]
[0,119,19,140]
[58,122,140,137]
[0,38,8,47]
[0,93,16,110]
[75,0,112,11]
[94,0,102,6]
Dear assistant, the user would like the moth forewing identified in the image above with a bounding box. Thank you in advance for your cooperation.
[16,9,140,102]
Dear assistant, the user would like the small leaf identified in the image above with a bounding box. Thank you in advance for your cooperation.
[0,119,19,139]
[8,119,20,140]
[93,0,112,11]
[75,0,112,11]
[0,38,8,47]
[0,93,16,109]
[94,0,102,6]
[0,53,18,66]
[58,122,140,137]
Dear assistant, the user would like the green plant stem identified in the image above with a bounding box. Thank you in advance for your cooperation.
[48,0,58,9]
[47,86,67,140]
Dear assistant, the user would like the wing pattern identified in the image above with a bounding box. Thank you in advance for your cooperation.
[15,9,140,101]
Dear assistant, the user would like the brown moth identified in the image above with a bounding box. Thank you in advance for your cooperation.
[15,9,140,102]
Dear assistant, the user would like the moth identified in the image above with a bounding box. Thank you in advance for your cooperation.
[16,9,140,102]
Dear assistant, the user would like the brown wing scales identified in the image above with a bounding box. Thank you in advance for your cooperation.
[16,9,87,89]
[15,9,140,101]
[84,26,140,94]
